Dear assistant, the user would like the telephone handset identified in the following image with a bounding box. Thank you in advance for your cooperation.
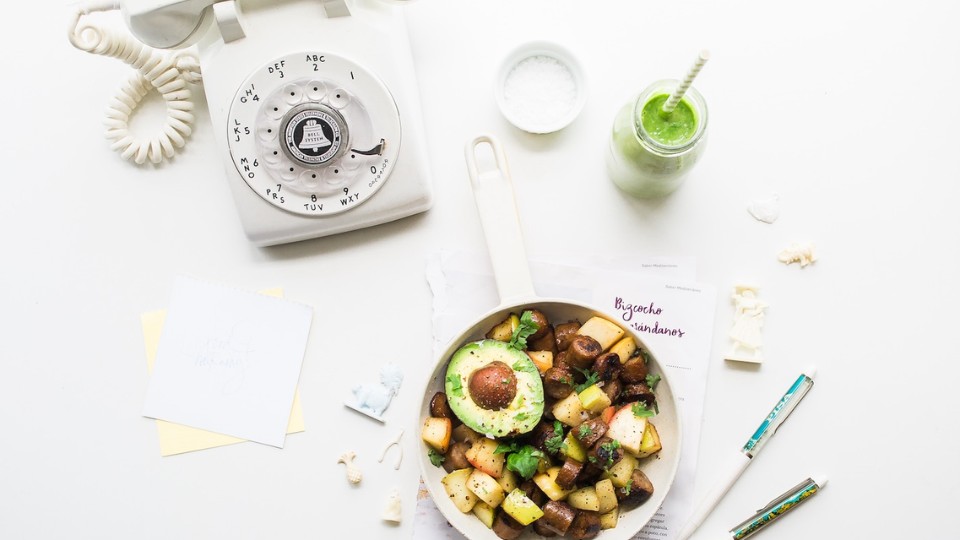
[70,0,432,246]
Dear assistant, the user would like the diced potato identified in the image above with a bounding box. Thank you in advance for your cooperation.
[472,501,496,528]
[467,469,506,507]
[559,431,587,462]
[578,384,612,414]
[637,422,663,458]
[577,317,625,351]
[452,424,482,446]
[595,479,618,514]
[501,489,544,525]
[486,313,520,341]
[533,466,574,501]
[552,392,586,427]
[600,507,620,530]
[609,337,638,364]
[567,486,600,511]
[603,453,638,488]
[606,405,648,456]
[442,468,479,513]
[527,350,554,374]
[497,468,518,494]
[465,438,505,479]
[421,417,452,453]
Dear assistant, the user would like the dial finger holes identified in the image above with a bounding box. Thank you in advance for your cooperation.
[328,88,350,109]
[279,164,299,182]
[264,146,283,165]
[306,81,328,101]
[282,84,304,105]
[323,166,347,186]
[257,123,279,142]
[340,152,364,171]
[299,170,322,189]
[265,100,288,120]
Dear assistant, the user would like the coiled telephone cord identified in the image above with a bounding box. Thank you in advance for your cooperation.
[68,3,202,164]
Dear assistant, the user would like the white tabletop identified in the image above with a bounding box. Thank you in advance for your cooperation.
[3,0,959,538]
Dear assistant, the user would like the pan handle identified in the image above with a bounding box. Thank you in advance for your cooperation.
[464,134,537,305]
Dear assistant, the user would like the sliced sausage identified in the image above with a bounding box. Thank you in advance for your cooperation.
[492,511,526,540]
[555,458,584,490]
[543,364,575,399]
[528,421,563,455]
[588,437,624,471]
[529,324,559,355]
[616,469,655,507]
[602,379,622,403]
[592,352,622,383]
[526,309,550,340]
[620,383,656,405]
[620,355,649,383]
[429,392,459,425]
[568,510,602,540]
[533,519,558,537]
[565,335,603,370]
[541,500,578,535]
[573,417,608,449]
[441,441,471,473]
[555,321,582,351]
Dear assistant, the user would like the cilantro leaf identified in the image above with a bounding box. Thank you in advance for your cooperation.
[632,401,656,418]
[446,374,464,398]
[578,424,593,438]
[508,311,540,351]
[428,448,445,467]
[506,445,544,480]
[645,373,661,391]
[544,421,565,454]
[574,368,600,393]
[624,478,634,495]
[494,441,521,455]
[512,359,538,374]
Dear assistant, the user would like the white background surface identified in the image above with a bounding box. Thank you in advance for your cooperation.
[2,0,958,538]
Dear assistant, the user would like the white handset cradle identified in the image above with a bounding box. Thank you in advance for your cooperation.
[70,0,433,246]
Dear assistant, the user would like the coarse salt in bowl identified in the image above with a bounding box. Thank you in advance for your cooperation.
[496,41,586,134]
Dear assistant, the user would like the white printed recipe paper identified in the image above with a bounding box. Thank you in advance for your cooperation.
[142,276,313,448]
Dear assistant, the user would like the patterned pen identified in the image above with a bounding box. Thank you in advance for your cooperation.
[729,475,828,539]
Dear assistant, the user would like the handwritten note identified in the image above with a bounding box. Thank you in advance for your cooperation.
[141,276,313,448]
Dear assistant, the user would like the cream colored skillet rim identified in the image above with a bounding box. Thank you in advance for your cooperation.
[415,135,683,540]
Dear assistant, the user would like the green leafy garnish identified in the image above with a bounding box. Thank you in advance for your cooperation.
[544,421,565,454]
[632,401,656,418]
[624,478,634,495]
[512,360,538,374]
[645,373,661,391]
[515,411,529,422]
[598,439,621,469]
[574,368,600,393]
[578,424,593,438]
[639,348,653,365]
[446,374,464,398]
[508,311,540,351]
[506,445,544,480]
[428,448,445,467]
[495,441,521,455]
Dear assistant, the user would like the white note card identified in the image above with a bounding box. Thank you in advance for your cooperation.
[142,276,313,448]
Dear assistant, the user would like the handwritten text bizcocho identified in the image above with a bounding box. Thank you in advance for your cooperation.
[613,296,687,338]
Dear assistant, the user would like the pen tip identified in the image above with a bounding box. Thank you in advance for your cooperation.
[803,365,818,380]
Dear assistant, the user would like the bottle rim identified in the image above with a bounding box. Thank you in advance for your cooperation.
[633,79,708,154]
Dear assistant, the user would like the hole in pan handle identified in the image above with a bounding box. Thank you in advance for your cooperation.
[464,134,537,305]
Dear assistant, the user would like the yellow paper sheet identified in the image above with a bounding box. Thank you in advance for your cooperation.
[141,288,305,456]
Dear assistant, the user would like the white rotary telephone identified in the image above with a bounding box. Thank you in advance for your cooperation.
[69,0,433,246]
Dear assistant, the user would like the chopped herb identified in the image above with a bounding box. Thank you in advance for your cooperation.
[512,360,538,374]
[632,401,656,418]
[639,348,653,365]
[574,368,600,393]
[559,376,573,387]
[428,448,445,467]
[598,440,621,469]
[508,311,540,351]
[624,478,634,495]
[578,424,593,438]
[544,421,565,454]
[515,411,529,422]
[645,373,662,391]
[506,445,544,480]
[446,374,464,398]
[588,455,598,464]
[495,441,521,455]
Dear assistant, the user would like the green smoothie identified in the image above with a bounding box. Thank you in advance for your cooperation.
[605,79,708,198]
[640,94,698,147]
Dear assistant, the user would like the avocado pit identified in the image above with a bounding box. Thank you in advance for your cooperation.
[468,361,518,410]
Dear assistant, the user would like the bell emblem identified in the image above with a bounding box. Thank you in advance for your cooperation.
[298,120,331,151]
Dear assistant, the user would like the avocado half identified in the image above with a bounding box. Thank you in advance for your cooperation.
[444,339,545,437]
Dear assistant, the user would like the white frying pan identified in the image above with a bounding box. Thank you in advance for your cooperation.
[417,134,682,540]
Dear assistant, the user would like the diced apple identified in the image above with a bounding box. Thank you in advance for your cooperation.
[527,350,554,374]
[577,317,625,351]
[442,468,479,513]
[501,488,544,525]
[486,313,520,341]
[637,422,663,458]
[497,468,518,494]
[421,416,452,453]
[533,466,574,501]
[567,486,600,511]
[606,404,648,456]
[609,337,638,364]
[452,424,482,446]
[559,431,587,462]
[465,438,505,479]
[595,479,618,514]
[578,384,612,414]
[599,507,620,530]
[472,501,496,528]
[467,469,506,507]
[552,392,586,427]
[603,453,638,488]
